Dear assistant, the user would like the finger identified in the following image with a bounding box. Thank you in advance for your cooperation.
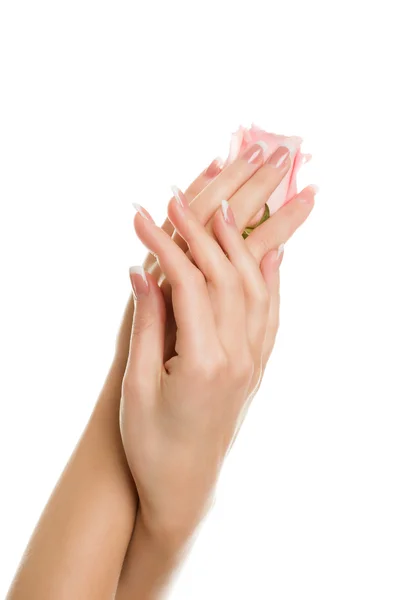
[212,200,271,354]
[167,192,248,355]
[163,157,224,235]
[171,141,270,255]
[133,204,218,359]
[223,145,292,233]
[259,247,284,367]
[127,268,166,386]
[246,185,317,264]
[143,156,224,272]
[180,145,291,267]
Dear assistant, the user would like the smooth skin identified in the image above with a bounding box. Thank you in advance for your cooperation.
[7,144,316,599]
[118,196,284,597]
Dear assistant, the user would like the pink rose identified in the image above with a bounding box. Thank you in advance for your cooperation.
[225,123,311,225]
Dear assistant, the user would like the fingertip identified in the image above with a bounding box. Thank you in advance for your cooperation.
[129,265,149,299]
[276,243,285,263]
[266,244,284,269]
[133,204,156,239]
[204,157,224,179]
[133,213,148,243]
[296,184,318,207]
[167,188,189,233]
[211,199,233,238]
[221,199,236,226]
[261,245,284,289]
[132,203,155,222]
[170,185,189,209]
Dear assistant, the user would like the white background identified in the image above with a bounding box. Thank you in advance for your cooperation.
[1,1,409,598]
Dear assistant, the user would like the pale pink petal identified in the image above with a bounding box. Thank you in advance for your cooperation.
[286,149,305,201]
[226,126,246,163]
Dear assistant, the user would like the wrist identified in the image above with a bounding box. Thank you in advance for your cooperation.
[116,514,187,600]
[136,510,195,559]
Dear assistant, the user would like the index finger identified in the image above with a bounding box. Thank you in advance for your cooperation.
[143,157,224,272]
[170,141,269,255]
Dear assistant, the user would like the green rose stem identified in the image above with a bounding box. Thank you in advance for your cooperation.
[242,203,270,239]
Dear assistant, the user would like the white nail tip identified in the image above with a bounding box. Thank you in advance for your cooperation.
[221,199,230,221]
[277,243,285,259]
[255,140,269,158]
[171,185,184,207]
[129,266,147,284]
[281,137,303,155]
[132,203,152,221]
[170,185,180,198]
[309,184,320,194]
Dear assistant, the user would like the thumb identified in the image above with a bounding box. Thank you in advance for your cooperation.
[127,266,166,385]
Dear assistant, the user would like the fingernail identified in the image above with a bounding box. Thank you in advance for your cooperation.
[241,141,269,165]
[132,203,154,222]
[129,266,149,297]
[221,199,235,225]
[267,146,290,168]
[282,136,303,156]
[171,185,189,209]
[205,157,224,178]
[298,185,319,204]
[270,244,285,272]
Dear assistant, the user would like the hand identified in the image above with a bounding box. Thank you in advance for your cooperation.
[120,176,316,548]
[140,143,315,362]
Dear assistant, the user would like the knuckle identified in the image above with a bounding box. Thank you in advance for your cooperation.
[191,353,228,382]
[179,267,205,291]
[189,265,205,289]
[193,269,207,289]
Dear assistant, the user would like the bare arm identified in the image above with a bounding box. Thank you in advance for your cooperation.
[7,298,136,599]
[6,160,222,600]
[115,149,316,599]
[7,133,314,599]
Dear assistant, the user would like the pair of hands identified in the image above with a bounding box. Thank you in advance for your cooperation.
[120,142,316,550]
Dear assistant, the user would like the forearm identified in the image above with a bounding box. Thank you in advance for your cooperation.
[7,297,137,600]
[115,517,187,600]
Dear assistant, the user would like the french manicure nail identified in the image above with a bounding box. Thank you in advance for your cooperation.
[298,184,319,204]
[282,136,303,157]
[277,243,285,259]
[171,185,189,209]
[221,199,235,225]
[270,244,285,272]
[267,146,290,168]
[129,266,149,297]
[132,203,154,222]
[205,157,224,178]
[241,141,269,165]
